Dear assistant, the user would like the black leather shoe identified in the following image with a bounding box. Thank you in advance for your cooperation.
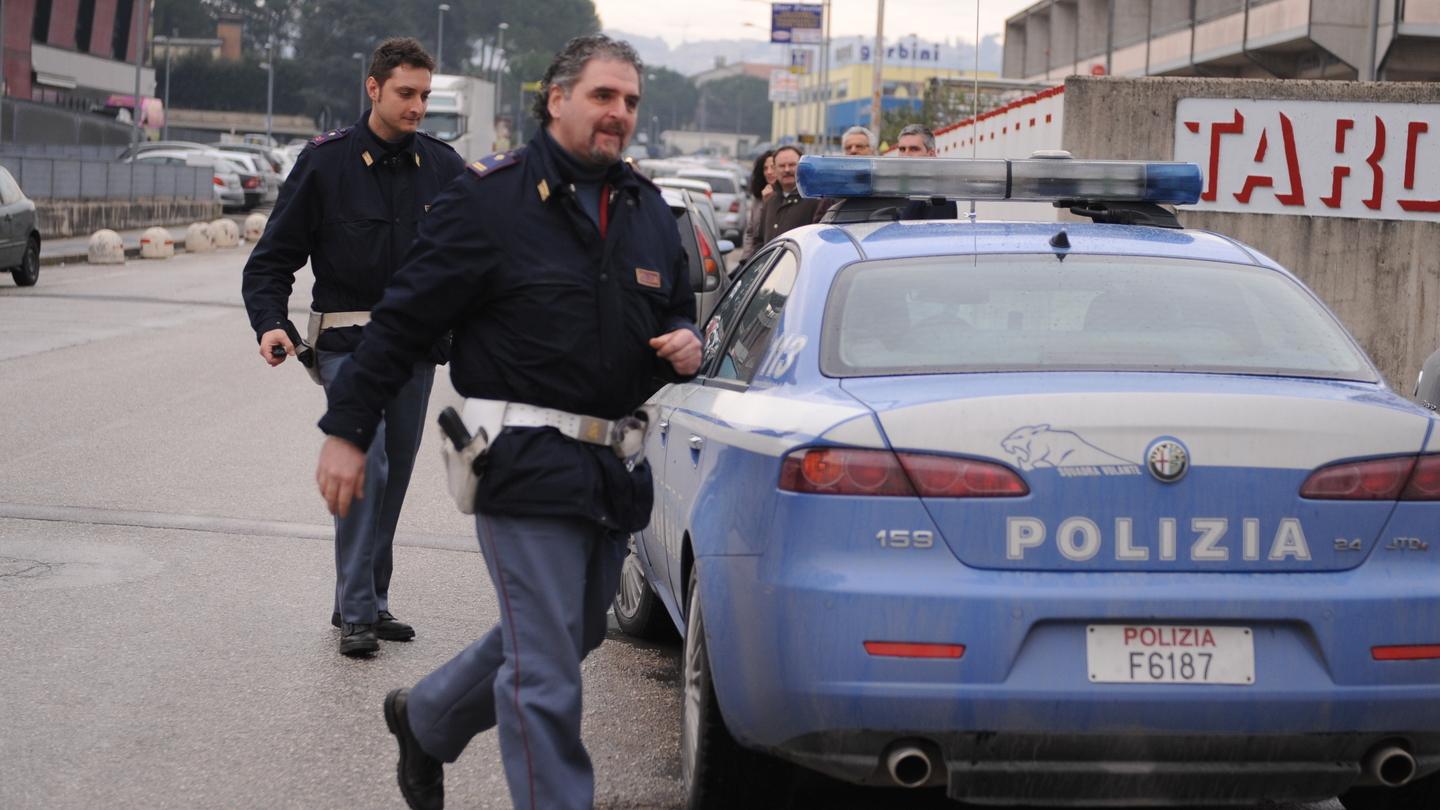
[332,611,415,641]
[376,610,416,642]
[384,688,444,810]
[339,623,379,657]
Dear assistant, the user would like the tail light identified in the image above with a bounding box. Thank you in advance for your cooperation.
[865,641,965,659]
[1372,644,1440,661]
[242,176,260,189]
[692,222,720,292]
[213,176,225,187]
[728,199,740,213]
[780,447,1029,497]
[1299,454,1440,500]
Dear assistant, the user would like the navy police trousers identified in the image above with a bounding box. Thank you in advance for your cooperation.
[406,512,628,810]
[317,350,435,625]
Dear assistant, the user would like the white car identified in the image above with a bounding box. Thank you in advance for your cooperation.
[126,149,246,210]
[676,168,746,241]
[215,151,279,205]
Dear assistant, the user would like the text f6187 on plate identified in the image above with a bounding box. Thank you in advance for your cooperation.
[1087,625,1255,685]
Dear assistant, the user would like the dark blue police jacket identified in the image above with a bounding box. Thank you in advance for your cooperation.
[319,130,699,531]
[242,112,468,341]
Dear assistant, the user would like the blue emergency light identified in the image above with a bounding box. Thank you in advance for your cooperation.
[795,155,1203,206]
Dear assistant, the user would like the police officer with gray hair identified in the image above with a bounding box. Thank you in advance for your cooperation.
[314,33,700,810]
[242,37,466,658]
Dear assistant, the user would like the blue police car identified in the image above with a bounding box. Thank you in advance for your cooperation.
[613,154,1440,809]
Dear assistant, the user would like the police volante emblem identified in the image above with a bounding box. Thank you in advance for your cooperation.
[1146,438,1190,483]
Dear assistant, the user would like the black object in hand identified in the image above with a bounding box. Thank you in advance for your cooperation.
[281,321,316,369]
[270,344,287,359]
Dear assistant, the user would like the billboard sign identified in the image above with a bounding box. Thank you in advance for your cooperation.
[771,3,823,44]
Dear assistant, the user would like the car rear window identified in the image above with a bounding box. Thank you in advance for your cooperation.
[822,254,1377,382]
[680,173,736,194]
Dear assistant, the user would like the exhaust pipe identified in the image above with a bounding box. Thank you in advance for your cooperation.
[1364,744,1417,787]
[884,743,934,788]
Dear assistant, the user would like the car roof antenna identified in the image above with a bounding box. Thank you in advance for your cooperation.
[1049,229,1071,260]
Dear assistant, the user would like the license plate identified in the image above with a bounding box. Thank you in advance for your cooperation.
[1086,625,1254,685]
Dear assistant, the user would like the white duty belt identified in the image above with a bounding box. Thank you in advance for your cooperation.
[459,399,651,461]
[306,309,370,348]
[440,399,653,515]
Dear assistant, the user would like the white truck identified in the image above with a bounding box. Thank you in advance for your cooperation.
[425,74,498,162]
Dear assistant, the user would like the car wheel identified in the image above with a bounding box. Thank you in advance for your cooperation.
[681,575,790,809]
[612,547,675,641]
[11,237,39,287]
[1340,772,1440,810]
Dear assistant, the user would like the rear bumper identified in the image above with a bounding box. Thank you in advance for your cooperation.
[697,553,1440,800]
[780,730,1440,805]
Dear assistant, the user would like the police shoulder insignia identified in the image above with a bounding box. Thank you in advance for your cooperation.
[309,126,351,147]
[465,147,525,180]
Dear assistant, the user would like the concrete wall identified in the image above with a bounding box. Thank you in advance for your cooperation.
[1060,75,1440,391]
[37,199,222,240]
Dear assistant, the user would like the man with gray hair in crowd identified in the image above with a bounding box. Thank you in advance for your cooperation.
[315,32,700,810]
[841,125,876,156]
[814,126,878,221]
[895,122,939,157]
[892,123,957,218]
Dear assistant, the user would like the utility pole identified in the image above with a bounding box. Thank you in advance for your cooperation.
[870,0,885,139]
[354,52,366,118]
[265,13,275,145]
[437,4,450,72]
[0,0,7,148]
[820,0,831,151]
[131,0,147,199]
[157,32,174,141]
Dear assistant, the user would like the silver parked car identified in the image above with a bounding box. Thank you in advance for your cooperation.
[660,186,734,322]
[0,166,40,286]
[126,149,248,211]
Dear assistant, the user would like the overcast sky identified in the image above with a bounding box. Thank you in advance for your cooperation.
[594,0,1037,46]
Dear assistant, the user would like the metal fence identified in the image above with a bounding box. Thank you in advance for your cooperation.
[0,156,213,201]
[0,143,127,160]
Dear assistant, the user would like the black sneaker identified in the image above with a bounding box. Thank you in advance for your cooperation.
[339,623,378,657]
[384,688,444,810]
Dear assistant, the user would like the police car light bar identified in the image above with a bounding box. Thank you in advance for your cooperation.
[795,155,1203,206]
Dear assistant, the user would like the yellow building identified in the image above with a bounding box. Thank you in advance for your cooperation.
[771,60,993,146]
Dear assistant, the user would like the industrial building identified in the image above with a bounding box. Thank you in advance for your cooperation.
[1003,0,1440,83]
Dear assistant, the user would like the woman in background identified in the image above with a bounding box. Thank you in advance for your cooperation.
[741,150,776,260]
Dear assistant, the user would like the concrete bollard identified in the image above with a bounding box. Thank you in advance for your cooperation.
[185,221,214,253]
[139,227,175,260]
[243,213,268,242]
[87,229,125,264]
[208,218,240,248]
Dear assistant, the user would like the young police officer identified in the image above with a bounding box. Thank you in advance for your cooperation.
[242,38,466,657]
[314,35,701,810]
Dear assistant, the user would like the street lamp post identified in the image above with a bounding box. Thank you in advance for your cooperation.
[494,22,509,85]
[870,0,885,139]
[437,4,450,73]
[155,34,173,141]
[492,22,509,123]
[354,52,366,119]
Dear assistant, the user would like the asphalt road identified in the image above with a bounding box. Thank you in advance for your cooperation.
[0,248,1343,809]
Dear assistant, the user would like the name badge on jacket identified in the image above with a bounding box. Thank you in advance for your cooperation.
[635,268,662,288]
